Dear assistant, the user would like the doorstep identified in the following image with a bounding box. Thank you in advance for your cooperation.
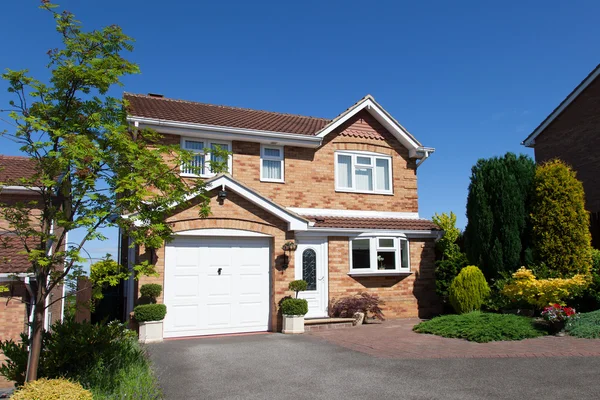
[304,317,356,332]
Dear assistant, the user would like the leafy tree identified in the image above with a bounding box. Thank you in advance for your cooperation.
[0,3,227,381]
[464,153,535,281]
[432,212,468,306]
[530,159,592,277]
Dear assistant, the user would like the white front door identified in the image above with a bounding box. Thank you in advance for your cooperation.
[295,238,328,318]
[163,236,270,338]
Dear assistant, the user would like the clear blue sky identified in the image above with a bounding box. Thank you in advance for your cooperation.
[1,1,599,264]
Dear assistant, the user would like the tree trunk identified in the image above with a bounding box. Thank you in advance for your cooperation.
[25,299,45,382]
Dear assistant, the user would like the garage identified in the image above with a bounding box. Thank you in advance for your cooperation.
[163,235,271,338]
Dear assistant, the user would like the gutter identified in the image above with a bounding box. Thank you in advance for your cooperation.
[413,147,435,168]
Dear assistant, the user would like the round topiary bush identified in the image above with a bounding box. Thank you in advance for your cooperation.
[288,280,307,298]
[449,266,490,314]
[140,283,162,300]
[280,298,308,316]
[134,303,167,322]
[11,378,93,400]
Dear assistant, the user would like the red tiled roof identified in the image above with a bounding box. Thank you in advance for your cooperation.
[0,156,39,185]
[124,93,330,136]
[306,216,440,231]
[0,236,35,274]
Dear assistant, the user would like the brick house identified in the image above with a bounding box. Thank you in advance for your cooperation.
[122,93,440,338]
[522,64,600,246]
[0,156,64,343]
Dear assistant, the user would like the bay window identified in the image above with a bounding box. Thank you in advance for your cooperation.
[335,151,392,194]
[349,236,410,275]
[181,138,232,177]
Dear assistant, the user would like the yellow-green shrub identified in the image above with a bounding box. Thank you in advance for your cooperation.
[11,378,92,400]
[449,266,490,314]
[531,159,593,276]
[501,267,589,309]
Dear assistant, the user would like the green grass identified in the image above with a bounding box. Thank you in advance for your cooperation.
[565,309,600,339]
[90,358,162,400]
[413,311,547,343]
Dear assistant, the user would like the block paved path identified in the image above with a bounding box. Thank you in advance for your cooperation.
[307,318,600,359]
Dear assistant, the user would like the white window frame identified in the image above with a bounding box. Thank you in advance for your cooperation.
[180,137,232,178]
[260,145,285,183]
[334,151,393,195]
[348,236,410,276]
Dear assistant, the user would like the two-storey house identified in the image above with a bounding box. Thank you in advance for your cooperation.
[122,93,440,337]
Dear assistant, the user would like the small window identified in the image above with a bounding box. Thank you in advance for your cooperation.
[335,152,392,194]
[302,249,317,291]
[181,138,231,177]
[261,145,284,182]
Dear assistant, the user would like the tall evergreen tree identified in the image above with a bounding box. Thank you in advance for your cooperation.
[464,153,535,281]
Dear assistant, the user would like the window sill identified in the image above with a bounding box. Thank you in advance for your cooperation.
[335,188,394,196]
[348,270,412,277]
[181,173,216,179]
[260,178,285,184]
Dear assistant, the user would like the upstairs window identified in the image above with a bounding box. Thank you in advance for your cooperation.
[181,138,231,177]
[260,145,284,182]
[335,152,392,194]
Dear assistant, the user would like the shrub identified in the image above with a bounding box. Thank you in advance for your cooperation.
[10,378,93,400]
[448,266,490,314]
[140,283,162,300]
[329,292,385,321]
[531,159,593,277]
[569,248,600,312]
[464,153,535,280]
[134,303,167,322]
[501,267,589,309]
[280,298,308,316]
[413,312,546,342]
[565,309,600,338]
[288,280,307,298]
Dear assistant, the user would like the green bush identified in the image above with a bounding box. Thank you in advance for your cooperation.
[288,280,307,298]
[91,358,162,400]
[449,266,490,314]
[140,284,162,300]
[565,309,600,338]
[569,249,600,312]
[134,303,167,322]
[280,298,308,316]
[531,159,593,277]
[413,312,546,342]
[10,378,93,400]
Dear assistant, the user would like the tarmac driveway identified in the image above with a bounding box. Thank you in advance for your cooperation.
[149,332,600,400]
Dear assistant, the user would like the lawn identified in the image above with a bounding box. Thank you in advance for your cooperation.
[566,309,600,339]
[413,311,547,343]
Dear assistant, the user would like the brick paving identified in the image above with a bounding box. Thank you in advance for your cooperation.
[307,318,600,359]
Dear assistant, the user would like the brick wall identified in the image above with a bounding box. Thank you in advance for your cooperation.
[328,237,440,319]
[533,76,600,214]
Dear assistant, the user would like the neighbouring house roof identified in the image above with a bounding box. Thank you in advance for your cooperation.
[0,236,34,274]
[305,216,440,231]
[124,93,329,136]
[0,155,38,184]
[522,64,600,147]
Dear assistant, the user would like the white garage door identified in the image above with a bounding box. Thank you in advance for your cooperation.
[163,236,270,338]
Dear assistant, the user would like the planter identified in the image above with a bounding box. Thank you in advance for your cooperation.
[282,314,305,334]
[547,320,566,336]
[138,320,164,343]
[353,312,365,326]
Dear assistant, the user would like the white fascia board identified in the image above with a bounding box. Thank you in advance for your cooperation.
[522,65,600,147]
[175,228,271,237]
[0,273,34,282]
[128,116,322,148]
[287,207,420,219]
[316,98,421,153]
[0,186,43,195]
[295,228,440,238]
[204,176,309,231]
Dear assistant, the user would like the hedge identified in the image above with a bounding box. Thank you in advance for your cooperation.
[134,304,167,322]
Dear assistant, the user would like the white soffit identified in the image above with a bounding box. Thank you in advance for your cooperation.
[287,207,420,220]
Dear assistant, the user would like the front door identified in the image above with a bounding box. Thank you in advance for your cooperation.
[295,238,328,318]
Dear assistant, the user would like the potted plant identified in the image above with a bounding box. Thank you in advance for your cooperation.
[281,280,308,334]
[134,283,167,343]
[541,303,577,336]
